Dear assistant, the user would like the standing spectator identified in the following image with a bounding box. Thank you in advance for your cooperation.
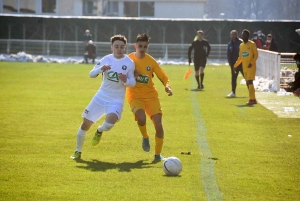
[83,29,93,44]
[251,32,263,49]
[188,30,211,90]
[263,34,278,52]
[84,40,96,64]
[257,30,266,44]
[227,30,244,97]
[234,29,258,105]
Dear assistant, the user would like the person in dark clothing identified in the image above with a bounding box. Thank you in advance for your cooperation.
[285,53,300,93]
[188,30,211,90]
[227,30,244,97]
[263,34,278,52]
[84,40,96,64]
[83,29,93,44]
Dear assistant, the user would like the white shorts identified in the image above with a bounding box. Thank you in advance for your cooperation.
[82,99,123,123]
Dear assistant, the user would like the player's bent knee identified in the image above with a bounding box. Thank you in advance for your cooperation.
[101,121,114,131]
[247,80,253,85]
[81,118,93,131]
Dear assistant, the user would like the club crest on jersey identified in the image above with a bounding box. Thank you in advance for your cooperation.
[84,109,89,114]
[242,52,250,57]
[146,66,151,71]
[122,65,127,70]
[107,71,119,82]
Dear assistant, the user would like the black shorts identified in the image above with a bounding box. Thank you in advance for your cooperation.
[194,60,207,71]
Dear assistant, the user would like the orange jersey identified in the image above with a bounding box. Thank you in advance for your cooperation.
[126,53,170,102]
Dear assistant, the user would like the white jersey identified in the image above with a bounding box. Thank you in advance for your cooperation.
[89,54,135,105]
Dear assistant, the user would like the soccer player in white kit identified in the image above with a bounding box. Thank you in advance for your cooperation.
[71,35,136,159]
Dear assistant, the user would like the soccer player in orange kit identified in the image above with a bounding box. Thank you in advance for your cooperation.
[126,33,173,161]
[234,29,258,105]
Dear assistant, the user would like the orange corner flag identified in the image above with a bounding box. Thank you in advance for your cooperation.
[183,68,192,80]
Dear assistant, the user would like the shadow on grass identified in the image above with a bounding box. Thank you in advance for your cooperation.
[225,96,248,99]
[236,104,254,107]
[185,88,203,92]
[75,159,152,172]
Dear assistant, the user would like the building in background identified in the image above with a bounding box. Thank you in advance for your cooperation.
[0,0,207,18]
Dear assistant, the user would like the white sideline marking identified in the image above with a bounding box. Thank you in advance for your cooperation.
[191,88,223,201]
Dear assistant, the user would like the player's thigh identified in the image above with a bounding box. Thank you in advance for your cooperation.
[129,99,146,121]
[106,104,123,123]
[82,100,106,123]
[245,69,256,81]
[145,98,162,119]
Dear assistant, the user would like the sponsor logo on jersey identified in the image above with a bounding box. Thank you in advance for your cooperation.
[146,66,151,71]
[122,65,127,70]
[136,74,149,84]
[242,52,250,57]
[107,71,119,82]
[97,62,101,65]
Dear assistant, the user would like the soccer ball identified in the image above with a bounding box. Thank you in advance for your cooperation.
[162,157,182,176]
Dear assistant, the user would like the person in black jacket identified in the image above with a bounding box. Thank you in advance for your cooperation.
[227,30,244,97]
[84,40,96,64]
[188,30,211,90]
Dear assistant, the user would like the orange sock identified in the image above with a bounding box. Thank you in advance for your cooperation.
[155,136,164,155]
[249,84,256,100]
[138,124,149,138]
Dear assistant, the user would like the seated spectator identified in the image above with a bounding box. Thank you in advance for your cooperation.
[286,53,300,93]
[84,40,96,64]
[83,29,93,44]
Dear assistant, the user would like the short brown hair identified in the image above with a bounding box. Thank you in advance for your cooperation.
[110,34,127,44]
[231,30,238,35]
[136,33,150,43]
[197,30,204,35]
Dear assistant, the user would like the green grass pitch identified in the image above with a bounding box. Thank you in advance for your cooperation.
[0,62,299,201]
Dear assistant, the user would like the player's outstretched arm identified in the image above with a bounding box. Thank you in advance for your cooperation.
[89,64,111,78]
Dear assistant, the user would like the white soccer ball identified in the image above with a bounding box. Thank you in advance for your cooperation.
[162,157,182,176]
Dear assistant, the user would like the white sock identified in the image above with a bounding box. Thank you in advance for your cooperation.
[76,127,87,152]
[97,121,114,132]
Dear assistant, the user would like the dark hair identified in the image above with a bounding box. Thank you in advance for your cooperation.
[136,33,150,43]
[110,34,127,44]
[243,29,250,37]
[293,53,300,61]
[197,30,204,35]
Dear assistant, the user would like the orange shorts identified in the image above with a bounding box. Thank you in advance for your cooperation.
[129,98,162,120]
[244,68,256,81]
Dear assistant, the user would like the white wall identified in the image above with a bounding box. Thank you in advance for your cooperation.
[73,0,83,16]
[155,2,204,18]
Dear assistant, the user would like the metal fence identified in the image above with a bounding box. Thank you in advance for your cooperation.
[0,39,228,61]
